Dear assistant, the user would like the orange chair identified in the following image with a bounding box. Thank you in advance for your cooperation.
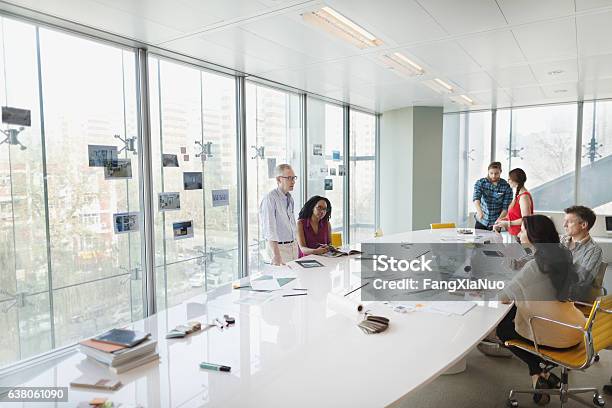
[430,222,456,229]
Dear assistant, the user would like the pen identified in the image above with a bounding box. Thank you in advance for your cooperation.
[200,362,231,372]
[292,288,308,291]
[283,293,307,297]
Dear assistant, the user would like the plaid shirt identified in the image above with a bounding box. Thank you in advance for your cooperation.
[472,177,513,227]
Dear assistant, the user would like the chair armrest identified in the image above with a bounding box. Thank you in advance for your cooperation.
[573,300,594,308]
[527,315,585,355]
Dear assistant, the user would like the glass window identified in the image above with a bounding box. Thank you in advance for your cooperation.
[349,110,376,242]
[581,100,612,214]
[0,17,144,367]
[306,97,344,231]
[496,104,577,211]
[245,83,302,271]
[148,57,239,310]
[441,111,491,226]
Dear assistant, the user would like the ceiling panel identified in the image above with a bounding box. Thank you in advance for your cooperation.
[496,0,574,24]
[407,41,481,75]
[512,18,577,61]
[6,0,184,43]
[194,27,315,71]
[504,85,545,105]
[580,53,612,80]
[161,36,278,74]
[179,0,270,22]
[93,0,223,33]
[415,0,507,35]
[458,30,525,68]
[576,10,612,56]
[487,65,537,88]
[240,14,358,62]
[530,59,579,84]
[327,0,447,45]
[575,0,612,11]
[447,71,499,93]
[324,56,410,86]
[540,82,580,99]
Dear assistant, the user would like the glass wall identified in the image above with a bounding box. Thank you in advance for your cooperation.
[441,111,491,226]
[0,15,381,369]
[306,97,344,232]
[245,83,303,271]
[581,100,612,214]
[0,17,144,367]
[148,57,239,310]
[496,104,577,211]
[349,110,376,242]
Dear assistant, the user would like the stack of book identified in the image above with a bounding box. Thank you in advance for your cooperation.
[79,328,159,374]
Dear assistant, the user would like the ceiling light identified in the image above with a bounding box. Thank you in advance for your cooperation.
[380,52,425,77]
[302,6,382,49]
[553,89,568,93]
[547,70,564,76]
[449,94,476,106]
[422,78,454,94]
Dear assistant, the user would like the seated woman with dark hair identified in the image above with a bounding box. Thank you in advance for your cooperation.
[296,195,332,257]
[496,214,585,405]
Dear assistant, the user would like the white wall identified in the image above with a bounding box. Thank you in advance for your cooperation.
[380,107,413,234]
[379,106,444,234]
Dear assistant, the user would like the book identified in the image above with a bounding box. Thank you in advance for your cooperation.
[94,328,150,348]
[87,352,160,374]
[79,339,126,353]
[321,247,362,258]
[79,338,157,367]
[110,353,159,374]
[70,375,123,391]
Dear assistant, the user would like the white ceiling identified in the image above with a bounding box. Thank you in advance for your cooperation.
[3,0,612,112]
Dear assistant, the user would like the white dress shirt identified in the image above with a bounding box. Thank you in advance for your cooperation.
[260,187,296,242]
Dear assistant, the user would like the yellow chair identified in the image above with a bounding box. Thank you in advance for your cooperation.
[330,232,342,248]
[504,295,612,407]
[430,222,456,229]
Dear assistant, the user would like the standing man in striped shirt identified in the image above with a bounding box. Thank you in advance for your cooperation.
[472,161,513,230]
[260,164,299,265]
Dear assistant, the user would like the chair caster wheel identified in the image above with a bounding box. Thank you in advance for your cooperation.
[506,399,519,408]
[594,393,605,407]
[594,354,600,362]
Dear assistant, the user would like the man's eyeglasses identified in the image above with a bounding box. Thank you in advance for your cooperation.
[279,176,298,181]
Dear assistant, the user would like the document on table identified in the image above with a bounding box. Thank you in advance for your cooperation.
[385,301,476,316]
[250,275,296,291]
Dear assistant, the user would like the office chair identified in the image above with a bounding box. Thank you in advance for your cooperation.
[504,294,611,407]
[430,222,456,229]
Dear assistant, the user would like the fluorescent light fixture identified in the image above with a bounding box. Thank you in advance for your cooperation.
[450,94,476,106]
[302,7,382,49]
[380,52,425,77]
[422,78,454,94]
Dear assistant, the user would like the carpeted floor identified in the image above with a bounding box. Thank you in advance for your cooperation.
[394,268,612,408]
[394,348,611,408]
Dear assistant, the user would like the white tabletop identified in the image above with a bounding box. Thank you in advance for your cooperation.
[3,229,512,408]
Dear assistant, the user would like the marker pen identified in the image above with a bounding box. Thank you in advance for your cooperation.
[200,362,231,372]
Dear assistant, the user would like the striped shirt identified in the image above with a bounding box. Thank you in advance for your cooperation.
[260,187,296,243]
[472,177,513,227]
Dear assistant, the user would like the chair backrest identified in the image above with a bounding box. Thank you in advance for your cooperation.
[584,294,612,353]
[430,223,456,229]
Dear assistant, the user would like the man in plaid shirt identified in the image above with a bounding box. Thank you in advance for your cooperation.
[472,161,513,230]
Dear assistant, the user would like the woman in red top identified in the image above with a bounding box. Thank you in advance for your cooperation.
[494,168,533,237]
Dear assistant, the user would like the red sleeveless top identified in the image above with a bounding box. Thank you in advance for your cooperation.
[507,191,533,236]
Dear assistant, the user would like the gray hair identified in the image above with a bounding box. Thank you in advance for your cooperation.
[276,163,292,177]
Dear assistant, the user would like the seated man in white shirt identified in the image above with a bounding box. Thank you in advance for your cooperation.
[561,205,603,302]
[259,164,299,265]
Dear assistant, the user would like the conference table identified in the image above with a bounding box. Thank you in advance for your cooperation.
[1,229,514,407]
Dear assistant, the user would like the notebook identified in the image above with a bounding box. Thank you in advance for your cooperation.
[94,329,150,348]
